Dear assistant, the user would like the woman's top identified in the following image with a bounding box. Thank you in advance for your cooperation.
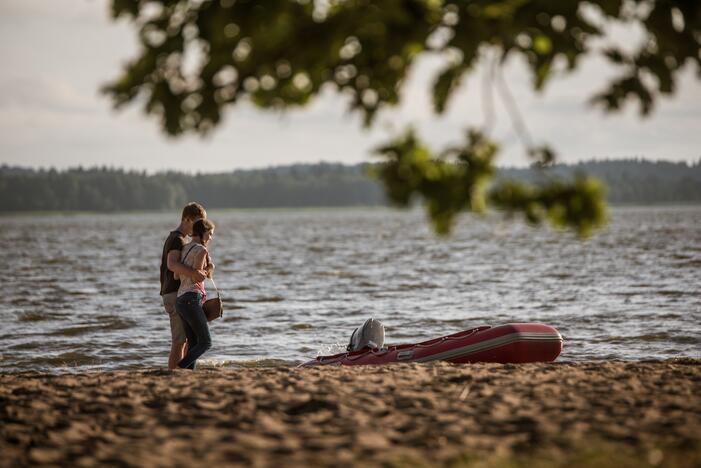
[177,242,208,298]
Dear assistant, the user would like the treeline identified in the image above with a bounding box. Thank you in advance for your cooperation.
[0,163,383,212]
[498,159,701,205]
[1,159,699,212]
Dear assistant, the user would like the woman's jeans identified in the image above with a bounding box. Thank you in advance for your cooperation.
[175,292,212,370]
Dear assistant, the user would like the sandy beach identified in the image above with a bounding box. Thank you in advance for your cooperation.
[1,360,699,467]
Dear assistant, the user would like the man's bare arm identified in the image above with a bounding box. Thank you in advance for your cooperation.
[167,250,206,282]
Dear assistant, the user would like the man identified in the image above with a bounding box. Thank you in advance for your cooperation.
[160,202,207,369]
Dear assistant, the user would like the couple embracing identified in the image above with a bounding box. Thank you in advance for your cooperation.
[159,202,217,370]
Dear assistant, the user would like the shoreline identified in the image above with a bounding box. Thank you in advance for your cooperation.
[2,361,699,467]
[2,356,699,375]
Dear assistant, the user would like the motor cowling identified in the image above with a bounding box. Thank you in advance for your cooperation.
[347,318,385,351]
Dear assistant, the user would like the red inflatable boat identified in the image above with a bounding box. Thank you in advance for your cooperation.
[302,323,563,367]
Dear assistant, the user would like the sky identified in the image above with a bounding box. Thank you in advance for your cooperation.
[0,0,700,174]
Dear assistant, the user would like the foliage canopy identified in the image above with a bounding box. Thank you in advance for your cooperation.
[105,0,701,235]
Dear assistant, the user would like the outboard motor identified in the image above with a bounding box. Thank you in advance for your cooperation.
[347,318,385,351]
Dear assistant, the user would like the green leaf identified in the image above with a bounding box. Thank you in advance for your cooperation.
[533,35,552,55]
[432,64,466,114]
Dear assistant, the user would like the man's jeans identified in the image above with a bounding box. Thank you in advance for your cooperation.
[175,292,212,370]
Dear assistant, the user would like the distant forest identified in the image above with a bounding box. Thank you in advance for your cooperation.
[1,159,699,212]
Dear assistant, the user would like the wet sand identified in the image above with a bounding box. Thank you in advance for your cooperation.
[1,361,699,467]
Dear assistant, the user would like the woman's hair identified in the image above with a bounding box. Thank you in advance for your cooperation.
[181,202,206,221]
[192,218,215,238]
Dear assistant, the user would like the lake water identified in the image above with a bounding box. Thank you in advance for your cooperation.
[1,206,699,372]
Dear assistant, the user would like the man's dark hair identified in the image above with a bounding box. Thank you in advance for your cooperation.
[181,202,206,221]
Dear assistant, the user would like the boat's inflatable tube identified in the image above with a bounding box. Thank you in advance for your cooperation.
[302,323,563,367]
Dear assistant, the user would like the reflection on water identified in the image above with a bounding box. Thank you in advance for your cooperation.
[0,206,699,371]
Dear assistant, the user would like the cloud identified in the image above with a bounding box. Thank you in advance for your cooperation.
[0,0,102,23]
[0,76,97,114]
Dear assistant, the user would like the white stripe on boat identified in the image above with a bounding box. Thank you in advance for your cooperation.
[414,332,563,363]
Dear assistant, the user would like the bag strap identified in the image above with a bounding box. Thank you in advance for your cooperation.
[181,244,198,264]
[203,253,221,300]
[186,246,221,299]
[208,277,220,298]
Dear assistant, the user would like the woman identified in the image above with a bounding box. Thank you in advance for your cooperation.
[175,218,216,370]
